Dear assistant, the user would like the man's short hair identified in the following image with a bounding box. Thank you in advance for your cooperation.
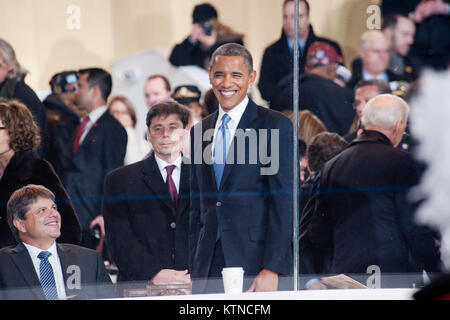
[78,68,112,103]
[209,43,253,73]
[146,100,190,129]
[284,0,310,16]
[382,13,408,30]
[307,132,348,172]
[354,79,392,94]
[146,74,171,92]
[7,184,55,242]
[361,94,410,130]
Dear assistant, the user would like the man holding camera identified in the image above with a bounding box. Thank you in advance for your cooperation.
[169,3,244,70]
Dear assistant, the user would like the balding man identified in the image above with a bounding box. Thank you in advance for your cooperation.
[348,30,404,89]
[308,94,441,288]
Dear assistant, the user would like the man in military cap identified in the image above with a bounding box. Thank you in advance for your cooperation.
[43,70,84,178]
[172,85,206,125]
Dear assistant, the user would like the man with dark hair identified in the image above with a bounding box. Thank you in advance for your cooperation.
[190,43,293,293]
[345,79,392,142]
[258,0,343,106]
[383,14,420,81]
[63,67,127,251]
[298,132,348,281]
[169,2,244,70]
[144,74,172,109]
[381,0,450,70]
[0,184,112,300]
[103,101,191,292]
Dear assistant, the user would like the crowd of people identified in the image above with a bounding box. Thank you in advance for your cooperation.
[0,0,449,299]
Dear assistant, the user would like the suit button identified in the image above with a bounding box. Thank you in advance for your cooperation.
[216,202,222,207]
[170,222,176,229]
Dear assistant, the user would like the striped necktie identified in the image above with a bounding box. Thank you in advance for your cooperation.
[38,251,58,300]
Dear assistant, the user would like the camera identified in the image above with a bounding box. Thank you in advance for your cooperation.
[202,22,213,36]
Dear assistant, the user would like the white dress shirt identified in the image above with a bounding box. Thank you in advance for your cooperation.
[23,242,67,300]
[212,96,249,158]
[79,105,108,144]
[154,153,182,193]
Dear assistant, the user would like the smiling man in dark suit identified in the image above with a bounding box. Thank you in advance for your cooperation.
[103,101,191,291]
[189,43,293,293]
[63,68,127,250]
[0,184,112,300]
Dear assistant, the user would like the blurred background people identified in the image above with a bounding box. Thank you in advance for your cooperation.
[144,74,172,109]
[43,70,82,178]
[0,39,48,157]
[108,95,152,165]
[348,30,405,89]
[0,99,81,249]
[277,41,354,136]
[258,0,343,106]
[383,14,419,82]
[299,132,348,277]
[381,0,450,71]
[345,79,392,142]
[172,84,207,125]
[63,68,127,252]
[169,2,244,70]
[203,88,219,115]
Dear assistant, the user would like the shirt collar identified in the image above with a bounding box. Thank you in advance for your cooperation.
[154,153,182,172]
[217,96,248,127]
[362,69,388,82]
[87,105,108,124]
[23,241,58,259]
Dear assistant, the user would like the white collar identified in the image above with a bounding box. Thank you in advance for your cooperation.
[87,105,108,124]
[23,241,58,258]
[217,96,249,127]
[154,153,182,172]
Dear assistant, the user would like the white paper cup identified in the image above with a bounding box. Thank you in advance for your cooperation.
[221,267,244,294]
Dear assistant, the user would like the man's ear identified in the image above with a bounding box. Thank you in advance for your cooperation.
[249,70,257,85]
[13,219,26,234]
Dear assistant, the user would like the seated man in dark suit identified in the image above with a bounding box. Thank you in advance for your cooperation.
[0,184,113,300]
[103,101,191,293]
[308,94,441,288]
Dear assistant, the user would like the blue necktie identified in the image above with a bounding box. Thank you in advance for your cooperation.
[38,251,58,300]
[213,114,231,189]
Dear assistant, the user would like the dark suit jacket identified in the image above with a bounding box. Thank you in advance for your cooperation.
[0,242,113,300]
[0,150,81,248]
[63,110,127,230]
[309,131,441,281]
[347,59,405,90]
[103,153,190,283]
[275,73,355,136]
[189,99,293,291]
[258,27,343,105]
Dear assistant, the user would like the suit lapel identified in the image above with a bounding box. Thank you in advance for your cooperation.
[177,159,190,215]
[75,110,109,155]
[200,111,220,191]
[219,100,258,190]
[142,153,177,216]
[11,243,45,300]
